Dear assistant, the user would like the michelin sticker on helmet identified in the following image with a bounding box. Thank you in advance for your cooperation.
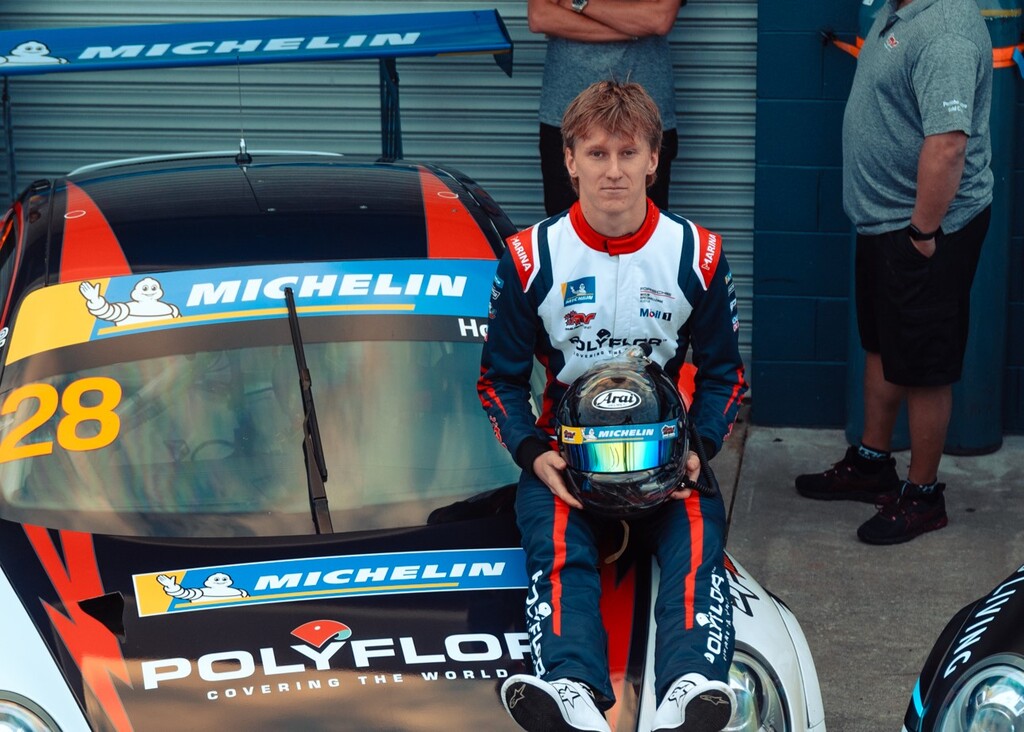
[591,389,641,411]
[133,547,528,617]
[561,420,677,444]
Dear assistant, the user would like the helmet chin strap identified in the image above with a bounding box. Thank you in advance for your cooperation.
[604,521,631,564]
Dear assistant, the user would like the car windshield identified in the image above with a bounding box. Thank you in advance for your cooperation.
[0,263,519,537]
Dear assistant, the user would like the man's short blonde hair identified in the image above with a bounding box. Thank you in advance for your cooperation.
[561,80,663,191]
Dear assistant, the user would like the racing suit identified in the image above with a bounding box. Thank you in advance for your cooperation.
[478,199,747,705]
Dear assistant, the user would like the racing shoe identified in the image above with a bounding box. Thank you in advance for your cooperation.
[652,673,735,732]
[857,482,947,545]
[500,675,611,732]
[795,445,900,503]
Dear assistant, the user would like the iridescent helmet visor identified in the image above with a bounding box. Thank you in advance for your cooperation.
[559,420,680,473]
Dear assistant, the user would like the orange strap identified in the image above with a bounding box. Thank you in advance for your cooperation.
[833,37,864,59]
[835,35,1024,71]
[993,43,1024,69]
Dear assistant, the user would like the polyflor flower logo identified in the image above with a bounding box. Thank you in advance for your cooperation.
[291,620,353,648]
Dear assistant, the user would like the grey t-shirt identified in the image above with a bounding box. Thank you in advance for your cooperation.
[538,35,677,130]
[842,0,993,234]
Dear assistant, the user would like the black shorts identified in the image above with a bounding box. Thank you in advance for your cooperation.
[539,122,678,217]
[855,206,990,387]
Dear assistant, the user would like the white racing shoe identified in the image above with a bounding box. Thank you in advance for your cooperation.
[500,674,611,732]
[651,673,736,732]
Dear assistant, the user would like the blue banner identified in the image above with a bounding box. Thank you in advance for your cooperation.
[133,546,528,616]
[81,259,499,339]
[0,10,512,77]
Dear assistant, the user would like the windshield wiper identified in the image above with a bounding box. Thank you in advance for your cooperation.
[284,287,333,534]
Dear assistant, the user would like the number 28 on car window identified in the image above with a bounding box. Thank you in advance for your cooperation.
[0,377,122,463]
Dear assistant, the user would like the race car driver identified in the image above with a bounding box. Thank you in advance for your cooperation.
[478,80,747,732]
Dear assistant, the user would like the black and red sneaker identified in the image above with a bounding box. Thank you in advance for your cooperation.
[795,446,900,503]
[857,483,948,545]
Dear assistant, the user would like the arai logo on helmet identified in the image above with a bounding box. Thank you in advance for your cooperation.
[592,389,641,411]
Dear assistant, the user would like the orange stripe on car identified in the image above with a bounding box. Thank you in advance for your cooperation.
[24,525,133,732]
[59,182,131,283]
[419,169,494,259]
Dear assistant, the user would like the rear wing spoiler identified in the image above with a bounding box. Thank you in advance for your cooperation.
[0,10,513,191]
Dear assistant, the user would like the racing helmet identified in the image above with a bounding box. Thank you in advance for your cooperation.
[556,347,689,518]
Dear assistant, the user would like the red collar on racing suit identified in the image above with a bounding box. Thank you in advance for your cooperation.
[569,198,659,255]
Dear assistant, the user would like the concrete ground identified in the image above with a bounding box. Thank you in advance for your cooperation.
[714,406,1024,732]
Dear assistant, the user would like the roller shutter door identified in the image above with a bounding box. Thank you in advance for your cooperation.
[0,0,756,362]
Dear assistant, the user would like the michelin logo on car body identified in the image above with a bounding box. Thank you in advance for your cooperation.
[133,547,528,617]
[80,276,181,326]
[4,259,500,364]
[156,572,250,603]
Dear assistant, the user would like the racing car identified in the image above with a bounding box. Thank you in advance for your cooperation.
[0,11,825,732]
[901,562,1024,731]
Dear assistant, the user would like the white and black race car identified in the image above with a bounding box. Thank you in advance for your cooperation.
[901,562,1024,731]
[0,12,825,732]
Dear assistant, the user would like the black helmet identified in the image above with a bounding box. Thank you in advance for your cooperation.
[556,347,689,518]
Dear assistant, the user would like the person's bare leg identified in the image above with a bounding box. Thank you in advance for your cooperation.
[861,352,906,452]
[906,384,952,485]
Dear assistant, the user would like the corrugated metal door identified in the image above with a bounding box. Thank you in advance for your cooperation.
[0,0,756,361]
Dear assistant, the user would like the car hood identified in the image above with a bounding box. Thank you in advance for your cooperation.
[0,509,546,731]
[0,504,822,731]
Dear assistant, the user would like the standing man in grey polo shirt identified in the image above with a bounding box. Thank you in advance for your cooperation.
[795,0,993,545]
[527,0,685,216]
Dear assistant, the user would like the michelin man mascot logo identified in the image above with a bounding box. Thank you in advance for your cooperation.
[0,41,69,66]
[156,572,250,603]
[79,277,181,326]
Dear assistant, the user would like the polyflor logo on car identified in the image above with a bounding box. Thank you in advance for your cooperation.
[591,390,641,411]
[139,619,531,701]
[291,620,353,647]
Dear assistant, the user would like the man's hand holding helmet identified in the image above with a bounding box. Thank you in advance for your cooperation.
[669,451,701,501]
[553,349,699,518]
[533,450,584,509]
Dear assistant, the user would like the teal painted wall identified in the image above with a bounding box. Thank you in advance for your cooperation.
[752,3,1024,432]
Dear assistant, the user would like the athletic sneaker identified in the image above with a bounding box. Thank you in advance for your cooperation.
[652,673,735,732]
[795,445,900,503]
[857,483,948,545]
[500,675,611,732]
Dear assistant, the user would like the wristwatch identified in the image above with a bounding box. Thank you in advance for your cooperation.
[571,0,589,13]
[908,223,941,241]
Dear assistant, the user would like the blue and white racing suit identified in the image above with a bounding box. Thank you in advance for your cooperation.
[478,199,747,706]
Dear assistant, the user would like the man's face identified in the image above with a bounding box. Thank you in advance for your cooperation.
[564,127,658,219]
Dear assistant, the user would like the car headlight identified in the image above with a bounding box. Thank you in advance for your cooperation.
[0,694,60,732]
[725,651,789,732]
[937,661,1024,732]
